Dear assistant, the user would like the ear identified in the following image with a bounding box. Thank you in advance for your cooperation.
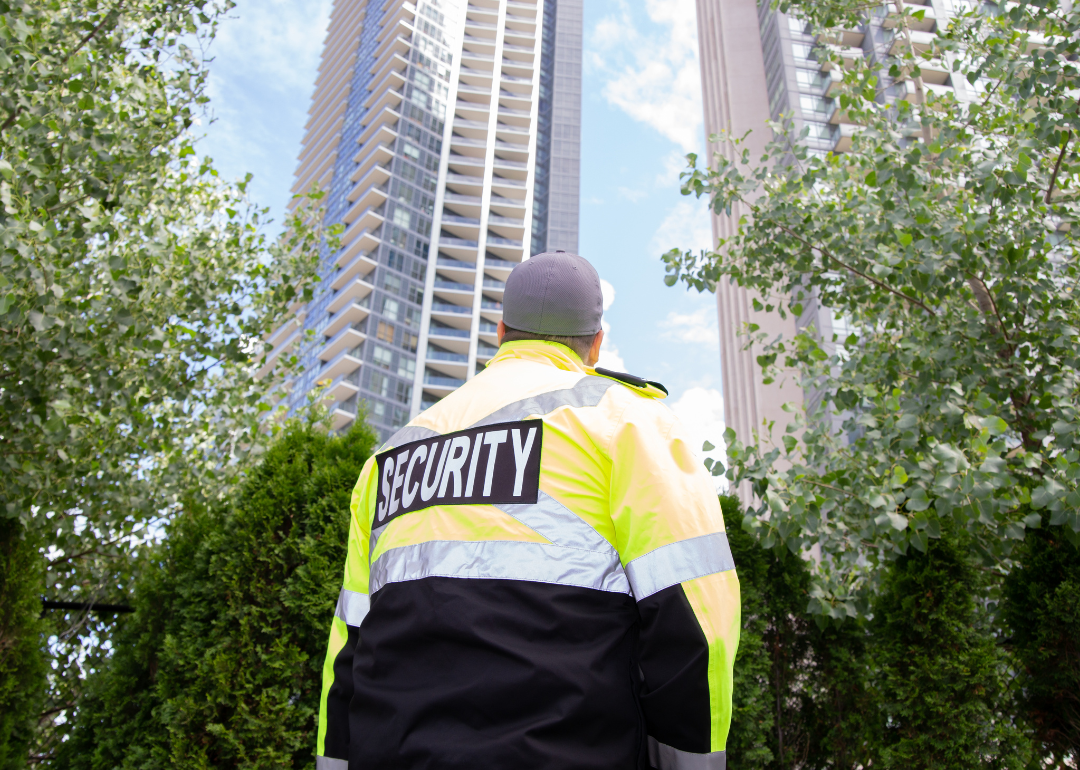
[497,319,507,345]
[585,329,604,367]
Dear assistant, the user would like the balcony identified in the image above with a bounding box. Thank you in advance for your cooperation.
[431,301,473,315]
[814,28,865,49]
[320,346,364,382]
[428,325,471,339]
[331,252,378,290]
[322,297,371,338]
[256,327,300,380]
[832,124,858,153]
[327,275,375,314]
[483,276,506,290]
[438,235,480,256]
[426,346,469,363]
[884,4,937,33]
[481,297,503,311]
[888,29,935,56]
[317,321,369,362]
[424,372,466,389]
[434,278,475,292]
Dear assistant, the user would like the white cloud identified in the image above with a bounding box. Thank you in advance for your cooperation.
[196,0,332,217]
[661,306,719,345]
[617,186,648,203]
[209,0,331,94]
[650,198,714,258]
[600,279,616,311]
[587,0,703,152]
[656,148,693,190]
[597,278,627,371]
[669,386,727,490]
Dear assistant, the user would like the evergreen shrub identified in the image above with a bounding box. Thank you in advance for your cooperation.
[0,518,45,770]
[870,529,1026,769]
[57,421,376,769]
[1002,517,1080,765]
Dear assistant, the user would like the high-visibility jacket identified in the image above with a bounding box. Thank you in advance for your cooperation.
[317,340,740,770]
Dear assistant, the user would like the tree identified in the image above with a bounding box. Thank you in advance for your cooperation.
[870,529,1026,769]
[664,0,1080,616]
[1002,513,1080,765]
[56,419,377,769]
[0,0,325,757]
[0,519,44,770]
[721,494,876,769]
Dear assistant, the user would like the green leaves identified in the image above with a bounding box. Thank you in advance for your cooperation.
[0,0,324,751]
[664,0,1080,614]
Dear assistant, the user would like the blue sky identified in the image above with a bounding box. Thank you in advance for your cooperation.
[196,0,726,461]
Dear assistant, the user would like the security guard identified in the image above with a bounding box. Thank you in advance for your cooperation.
[317,252,740,769]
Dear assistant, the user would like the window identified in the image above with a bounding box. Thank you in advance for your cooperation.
[376,321,395,344]
[382,297,401,319]
[369,371,390,397]
[800,94,832,115]
[393,208,413,228]
[373,345,394,369]
[382,272,403,294]
[403,142,421,160]
[397,356,416,377]
[400,333,418,353]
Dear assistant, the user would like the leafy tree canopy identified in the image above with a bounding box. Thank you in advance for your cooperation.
[665,0,1080,617]
[0,0,325,753]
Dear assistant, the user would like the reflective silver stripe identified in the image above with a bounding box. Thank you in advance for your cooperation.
[334,588,370,627]
[469,376,616,428]
[649,738,726,770]
[370,539,630,595]
[316,756,348,770]
[378,425,440,453]
[496,492,617,554]
[370,522,389,560]
[625,532,735,601]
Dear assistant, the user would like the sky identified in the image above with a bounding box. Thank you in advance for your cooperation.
[195,0,726,467]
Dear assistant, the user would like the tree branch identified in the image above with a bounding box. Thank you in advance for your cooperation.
[775,224,938,316]
[1045,131,1071,204]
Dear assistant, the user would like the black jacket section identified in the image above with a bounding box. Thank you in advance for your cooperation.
[349,577,646,770]
[325,625,360,760]
[636,584,712,753]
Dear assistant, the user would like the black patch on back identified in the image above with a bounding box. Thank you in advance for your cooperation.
[373,419,543,529]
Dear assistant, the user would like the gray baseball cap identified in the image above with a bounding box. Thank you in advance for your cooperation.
[503,251,603,336]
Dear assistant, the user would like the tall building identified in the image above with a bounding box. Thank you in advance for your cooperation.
[695,0,966,462]
[259,0,582,442]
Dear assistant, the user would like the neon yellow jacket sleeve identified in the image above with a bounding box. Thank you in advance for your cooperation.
[316,455,378,764]
[608,396,740,766]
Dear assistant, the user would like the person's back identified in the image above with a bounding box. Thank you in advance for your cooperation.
[317,253,739,770]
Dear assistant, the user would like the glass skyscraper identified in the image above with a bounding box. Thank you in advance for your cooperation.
[260,0,582,442]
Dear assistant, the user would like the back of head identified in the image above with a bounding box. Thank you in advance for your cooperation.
[501,251,603,359]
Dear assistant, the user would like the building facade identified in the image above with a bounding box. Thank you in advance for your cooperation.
[695,0,967,465]
[260,0,582,442]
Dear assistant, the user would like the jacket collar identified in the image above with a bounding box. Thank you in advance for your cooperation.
[487,339,587,373]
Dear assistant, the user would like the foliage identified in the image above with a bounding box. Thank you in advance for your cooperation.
[870,527,1026,768]
[56,419,377,769]
[0,520,44,770]
[664,0,1080,616]
[1002,514,1080,764]
[0,0,329,754]
[722,494,876,769]
[723,494,1040,768]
